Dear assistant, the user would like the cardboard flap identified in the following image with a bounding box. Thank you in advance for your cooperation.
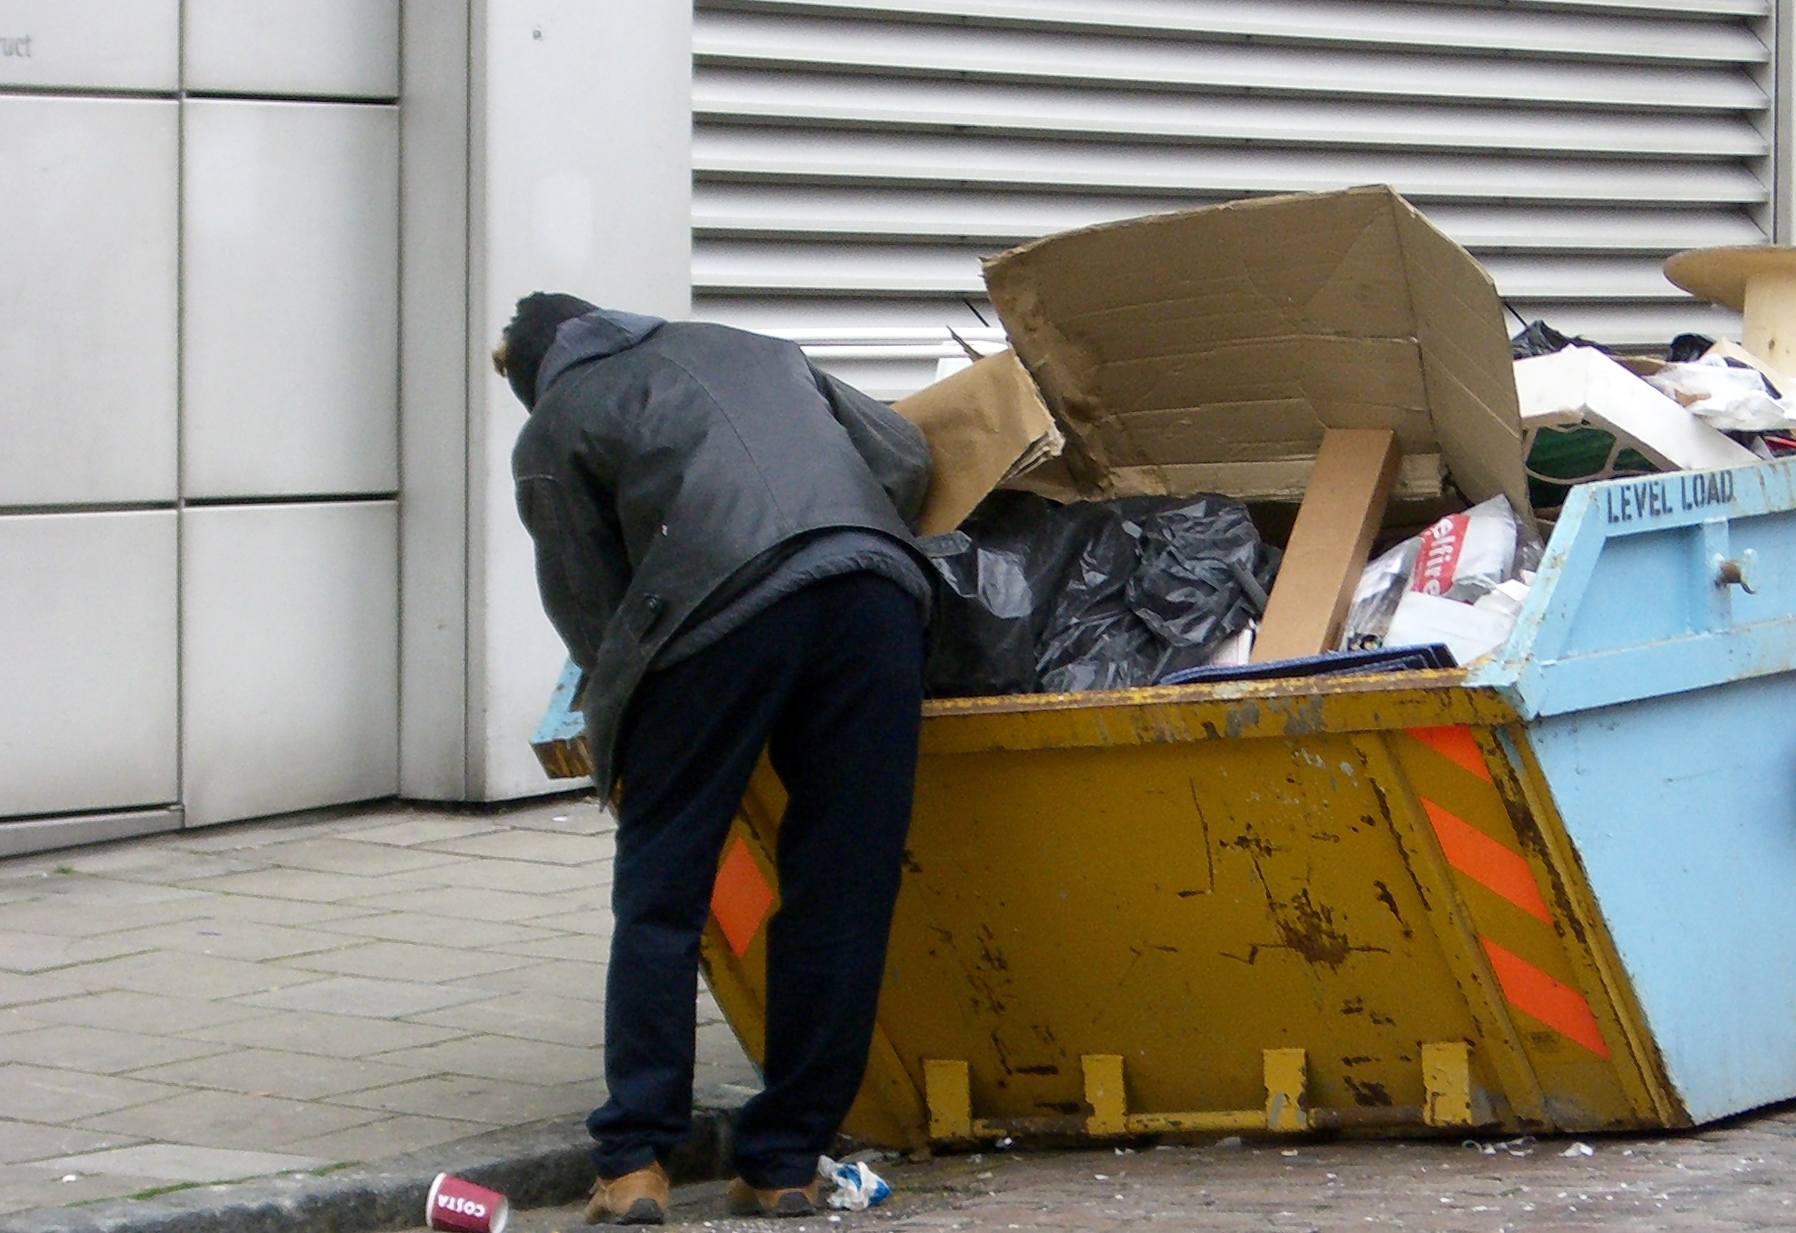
[892,349,1064,536]
[982,186,1530,520]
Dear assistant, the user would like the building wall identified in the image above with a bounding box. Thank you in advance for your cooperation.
[0,0,404,854]
[399,0,692,803]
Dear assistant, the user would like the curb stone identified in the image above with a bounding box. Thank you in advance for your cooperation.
[0,1105,739,1233]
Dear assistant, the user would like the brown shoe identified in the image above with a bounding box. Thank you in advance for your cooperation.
[584,1162,669,1224]
[727,1176,819,1218]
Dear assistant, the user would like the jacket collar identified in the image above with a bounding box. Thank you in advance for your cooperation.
[534,308,667,403]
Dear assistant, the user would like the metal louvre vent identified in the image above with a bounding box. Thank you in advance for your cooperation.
[693,0,1775,397]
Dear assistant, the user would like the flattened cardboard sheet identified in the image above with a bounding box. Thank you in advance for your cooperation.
[981,186,1531,524]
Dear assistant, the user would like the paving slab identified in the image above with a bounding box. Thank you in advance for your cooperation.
[78,919,359,964]
[278,1113,493,1164]
[122,1048,431,1101]
[412,858,606,896]
[306,912,569,950]
[232,976,499,1020]
[273,940,542,984]
[441,958,606,997]
[0,1026,231,1076]
[47,951,306,1000]
[479,931,611,963]
[0,932,157,976]
[0,1066,178,1126]
[243,839,469,879]
[8,991,270,1036]
[342,819,510,849]
[72,1090,386,1154]
[336,886,574,924]
[0,1122,142,1168]
[403,991,604,1048]
[170,1011,467,1060]
[376,1035,601,1087]
[416,832,611,866]
[172,868,444,906]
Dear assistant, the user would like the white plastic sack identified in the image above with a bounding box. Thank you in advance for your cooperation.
[1646,359,1795,433]
[1410,496,1519,603]
[1385,590,1517,665]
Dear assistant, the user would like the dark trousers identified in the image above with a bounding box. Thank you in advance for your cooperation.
[588,573,924,1188]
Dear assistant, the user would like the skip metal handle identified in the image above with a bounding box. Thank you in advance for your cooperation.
[1714,549,1758,595]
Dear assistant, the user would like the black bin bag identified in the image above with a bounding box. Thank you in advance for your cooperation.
[921,491,1280,697]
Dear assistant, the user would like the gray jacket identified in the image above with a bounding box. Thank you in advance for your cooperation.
[512,310,933,793]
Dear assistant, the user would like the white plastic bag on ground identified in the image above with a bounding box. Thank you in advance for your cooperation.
[818,1156,892,1211]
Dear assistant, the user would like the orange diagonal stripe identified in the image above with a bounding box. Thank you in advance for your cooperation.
[1480,937,1610,1058]
[711,836,774,959]
[1409,725,1493,782]
[1421,798,1552,924]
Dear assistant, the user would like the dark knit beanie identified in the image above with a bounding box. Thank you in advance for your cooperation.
[500,292,597,409]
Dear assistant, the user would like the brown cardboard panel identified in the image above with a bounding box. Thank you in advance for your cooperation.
[892,349,1063,536]
[1083,338,1431,479]
[982,186,1528,515]
[1100,452,1441,505]
[1251,429,1402,662]
[1096,337,1428,405]
[1018,195,1416,345]
[1391,203,1533,524]
[1124,405,1433,465]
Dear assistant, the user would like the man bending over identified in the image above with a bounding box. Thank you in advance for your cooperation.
[495,294,932,1222]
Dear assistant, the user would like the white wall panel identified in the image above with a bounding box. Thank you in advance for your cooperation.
[0,511,177,818]
[0,97,177,506]
[182,100,398,499]
[468,0,694,799]
[398,0,473,799]
[693,0,1776,368]
[183,0,399,99]
[0,0,178,91]
[181,500,398,827]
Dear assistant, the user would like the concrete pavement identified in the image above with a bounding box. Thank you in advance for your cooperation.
[0,797,757,1223]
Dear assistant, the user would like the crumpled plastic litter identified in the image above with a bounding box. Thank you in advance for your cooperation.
[1340,540,1420,652]
[1410,495,1520,603]
[920,491,1279,697]
[1510,319,1609,359]
[817,1156,892,1211]
[1339,497,1539,664]
[1645,358,1795,433]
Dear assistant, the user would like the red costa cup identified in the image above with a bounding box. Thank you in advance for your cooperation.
[426,1173,509,1233]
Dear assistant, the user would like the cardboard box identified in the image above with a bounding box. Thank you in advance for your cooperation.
[981,186,1532,525]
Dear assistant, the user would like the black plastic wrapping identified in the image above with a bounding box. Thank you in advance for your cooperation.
[920,492,1280,697]
[1667,332,1717,364]
[1509,319,1609,360]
